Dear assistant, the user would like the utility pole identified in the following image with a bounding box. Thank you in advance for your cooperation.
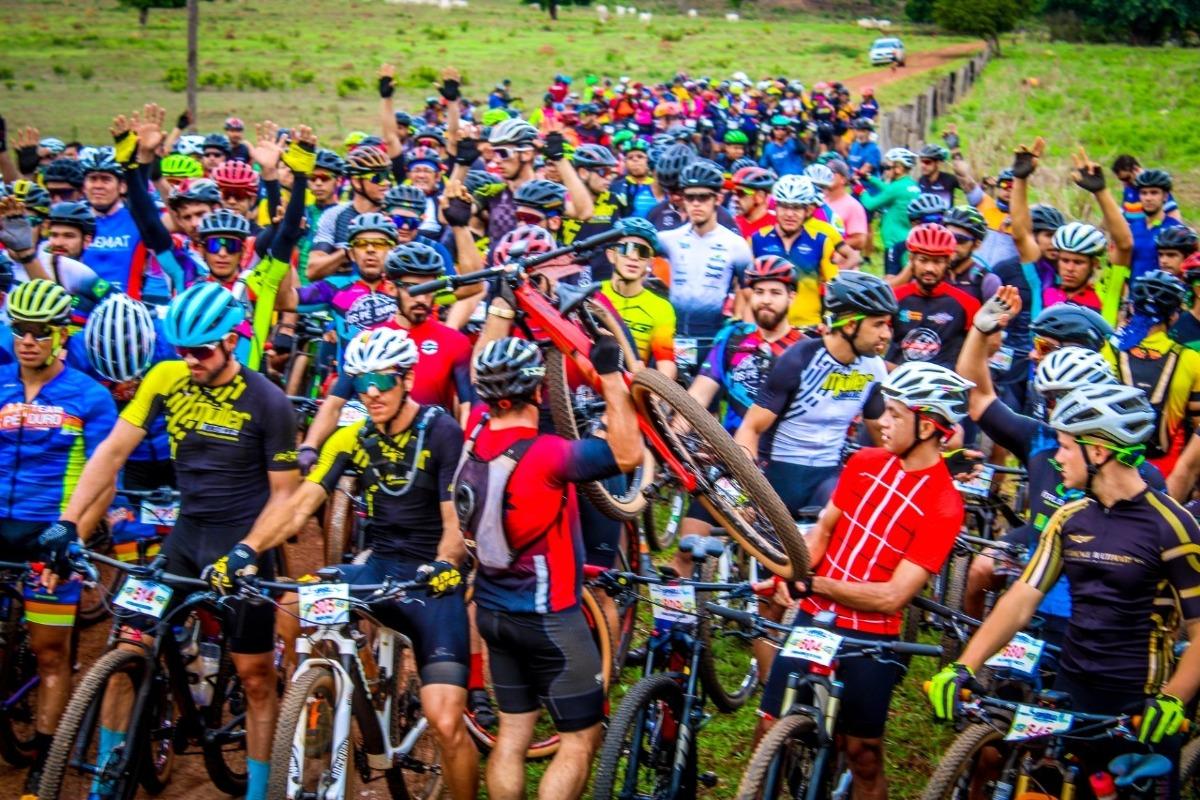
[187,0,198,130]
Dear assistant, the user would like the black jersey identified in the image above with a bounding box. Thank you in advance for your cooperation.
[889,281,981,368]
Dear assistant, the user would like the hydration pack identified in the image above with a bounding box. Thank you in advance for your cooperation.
[1118,343,1183,461]
[359,405,444,498]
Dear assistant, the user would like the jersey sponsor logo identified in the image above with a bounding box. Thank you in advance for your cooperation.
[420,339,439,355]
[898,309,923,323]
[1068,534,1094,544]
[820,371,874,398]
[927,311,955,326]
[90,234,132,250]
[0,402,81,433]
[899,328,941,362]
[345,293,397,331]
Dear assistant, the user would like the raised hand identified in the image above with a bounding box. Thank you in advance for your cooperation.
[1070,146,1106,194]
[281,124,317,175]
[14,126,39,151]
[133,103,166,163]
[251,120,282,171]
[1010,136,1045,180]
[379,63,396,98]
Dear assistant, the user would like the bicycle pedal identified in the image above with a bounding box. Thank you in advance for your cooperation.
[698,771,719,787]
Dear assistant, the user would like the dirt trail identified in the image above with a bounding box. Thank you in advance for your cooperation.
[838,40,986,94]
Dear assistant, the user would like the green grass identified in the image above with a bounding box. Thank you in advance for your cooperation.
[0,0,967,143]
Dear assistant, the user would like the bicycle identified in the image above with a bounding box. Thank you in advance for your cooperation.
[0,559,44,768]
[407,228,807,580]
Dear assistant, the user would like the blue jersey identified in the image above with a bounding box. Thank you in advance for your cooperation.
[0,364,117,521]
[846,141,882,175]
[82,204,143,291]
[760,139,806,177]
[1128,214,1182,280]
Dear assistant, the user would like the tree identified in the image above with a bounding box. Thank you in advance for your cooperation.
[906,0,936,23]
[1043,0,1200,43]
[118,0,186,27]
[933,0,1030,53]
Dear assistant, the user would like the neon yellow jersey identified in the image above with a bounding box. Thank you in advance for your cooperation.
[600,281,677,365]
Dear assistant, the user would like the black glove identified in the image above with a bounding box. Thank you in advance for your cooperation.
[443,197,472,228]
[206,543,258,595]
[38,520,78,567]
[416,560,462,597]
[1010,149,1037,180]
[591,335,624,376]
[438,78,461,102]
[0,116,6,154]
[378,75,395,99]
[176,110,191,131]
[454,137,480,167]
[786,577,814,600]
[542,131,566,162]
[1072,163,1107,194]
[16,143,38,176]
[297,445,319,476]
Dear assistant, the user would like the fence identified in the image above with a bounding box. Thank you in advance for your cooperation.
[877,47,992,152]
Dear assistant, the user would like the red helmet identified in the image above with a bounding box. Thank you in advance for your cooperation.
[492,224,558,268]
[224,117,245,131]
[906,223,956,258]
[745,255,796,287]
[1182,252,1200,286]
[732,166,777,192]
[211,160,259,194]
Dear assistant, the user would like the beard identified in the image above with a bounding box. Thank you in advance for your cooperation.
[754,305,788,330]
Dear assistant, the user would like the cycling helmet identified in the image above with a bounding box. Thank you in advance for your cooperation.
[1155,225,1199,254]
[884,148,917,169]
[678,159,724,191]
[906,223,956,257]
[173,135,206,156]
[1049,384,1154,448]
[919,144,950,162]
[487,118,539,147]
[1030,204,1065,234]
[823,271,899,320]
[513,179,566,213]
[654,101,683,119]
[666,124,692,142]
[655,144,696,188]
[79,148,124,177]
[84,294,157,383]
[344,146,391,176]
[615,217,660,253]
[803,163,835,189]
[342,327,418,375]
[168,178,222,208]
[906,193,949,223]
[385,241,447,278]
[0,252,13,293]
[314,149,346,176]
[383,184,427,214]
[1183,252,1200,286]
[881,361,975,424]
[611,130,635,151]
[347,211,399,242]
[1052,221,1107,257]
[10,180,51,216]
[43,158,84,188]
[198,208,252,239]
[163,282,246,347]
[732,166,777,192]
[729,157,759,175]
[723,130,749,145]
[943,206,988,241]
[997,168,1015,183]
[405,146,441,170]
[160,153,204,179]
[224,117,244,131]
[852,118,874,131]
[465,170,505,202]
[1130,269,1187,319]
[744,255,795,287]
[47,201,96,236]
[773,175,823,207]
[473,336,546,402]
[202,133,231,154]
[572,144,618,169]
[1134,169,1172,191]
[7,279,72,324]
[1031,305,1114,351]
[493,224,557,266]
[651,133,676,150]
[211,160,259,194]
[38,137,66,156]
[1034,346,1116,396]
[415,127,446,147]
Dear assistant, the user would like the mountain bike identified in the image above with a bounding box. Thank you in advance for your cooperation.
[407,228,807,580]
[0,560,42,768]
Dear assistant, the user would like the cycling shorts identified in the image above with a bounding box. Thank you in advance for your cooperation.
[759,612,905,739]
[764,462,841,517]
[884,242,907,276]
[476,605,604,732]
[158,516,277,655]
[0,519,82,627]
[333,556,468,688]
[579,480,624,569]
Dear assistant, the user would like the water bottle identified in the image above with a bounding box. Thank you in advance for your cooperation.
[991,776,1014,800]
[190,642,221,708]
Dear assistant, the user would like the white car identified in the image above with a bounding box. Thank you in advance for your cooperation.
[869,37,905,66]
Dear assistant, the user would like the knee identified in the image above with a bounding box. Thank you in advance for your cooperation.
[427,706,467,745]
[33,636,70,670]
[968,557,994,585]
[238,664,276,702]
[845,738,883,779]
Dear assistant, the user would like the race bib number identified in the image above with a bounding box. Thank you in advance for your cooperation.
[988,345,1014,373]
[954,464,995,499]
[985,632,1045,676]
[298,583,351,626]
[1005,704,1073,741]
[674,338,699,368]
[649,584,697,627]
[781,626,843,667]
[114,577,173,618]
[139,499,179,527]
[338,401,368,427]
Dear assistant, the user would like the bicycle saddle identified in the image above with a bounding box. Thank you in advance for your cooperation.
[1108,753,1172,786]
[557,281,603,316]
[678,535,700,555]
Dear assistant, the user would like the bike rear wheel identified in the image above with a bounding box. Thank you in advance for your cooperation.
[737,712,825,799]
[919,722,1010,800]
[592,672,688,800]
[630,368,807,579]
[642,481,686,552]
[323,474,357,565]
[1181,736,1200,800]
[202,650,249,795]
[387,635,444,800]
[698,549,759,712]
[0,592,38,767]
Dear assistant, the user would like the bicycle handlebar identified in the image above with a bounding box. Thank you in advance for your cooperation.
[703,602,942,657]
[113,487,180,502]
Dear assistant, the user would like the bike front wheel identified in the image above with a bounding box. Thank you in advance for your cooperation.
[737,712,826,799]
[919,722,1011,800]
[268,666,344,800]
[0,593,38,767]
[592,672,688,800]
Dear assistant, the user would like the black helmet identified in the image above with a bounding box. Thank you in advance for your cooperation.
[386,241,446,278]
[314,149,346,176]
[198,208,252,239]
[1155,225,1198,255]
[1134,169,1172,191]
[10,180,51,216]
[202,133,231,154]
[79,148,124,177]
[572,144,618,169]
[997,168,1015,183]
[43,158,84,188]
[513,179,566,213]
[168,179,222,208]
[678,159,724,191]
[1031,304,1114,351]
[655,144,696,189]
[824,271,899,320]
[1130,269,1187,320]
[473,336,545,402]
[47,201,96,236]
[383,184,427,214]
[415,126,446,147]
[906,192,949,224]
[1029,204,1065,234]
[919,144,950,162]
[943,205,988,241]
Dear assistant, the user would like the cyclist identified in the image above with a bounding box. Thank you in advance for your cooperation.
[928,383,1199,775]
[457,334,642,800]
[52,281,301,800]
[845,118,881,176]
[860,147,921,276]
[223,116,251,163]
[76,149,147,293]
[916,144,960,205]
[761,361,973,800]
[730,166,778,239]
[942,205,1000,302]
[0,280,116,796]
[41,158,84,204]
[560,144,627,281]
[1,200,112,311]
[1170,253,1200,351]
[599,217,676,378]
[759,117,805,177]
[608,137,656,219]
[1155,224,1198,276]
[717,129,749,172]
[1128,168,1185,279]
[822,159,869,252]
[258,328,479,799]
[646,145,740,233]
[307,145,394,280]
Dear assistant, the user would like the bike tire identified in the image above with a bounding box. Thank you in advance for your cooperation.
[919,722,1009,800]
[642,484,686,552]
[38,648,152,800]
[0,593,37,767]
[610,522,646,674]
[592,672,686,800]
[697,553,759,713]
[939,553,970,668]
[267,666,340,800]
[736,712,824,800]
[323,474,356,565]
[386,635,443,800]
[1181,736,1200,800]
[630,367,807,580]
[202,651,249,796]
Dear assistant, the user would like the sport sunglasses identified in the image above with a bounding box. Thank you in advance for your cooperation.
[353,371,405,394]
[176,343,221,360]
[613,241,653,259]
[204,236,245,254]
[11,322,55,341]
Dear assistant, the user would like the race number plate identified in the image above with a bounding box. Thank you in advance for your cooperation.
[674,338,699,368]
[139,499,180,527]
[649,584,697,627]
[954,464,995,499]
[1005,704,1073,741]
[985,631,1045,676]
[298,583,351,626]
[781,627,844,667]
[113,578,173,619]
[338,401,368,427]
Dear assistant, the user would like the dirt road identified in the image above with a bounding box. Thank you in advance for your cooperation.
[838,40,986,94]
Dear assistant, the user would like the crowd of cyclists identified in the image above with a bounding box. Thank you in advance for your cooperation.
[0,57,1196,800]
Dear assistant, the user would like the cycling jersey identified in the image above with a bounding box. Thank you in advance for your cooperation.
[1122,184,1179,218]
[610,176,657,220]
[889,282,981,368]
[484,187,519,245]
[1170,311,1200,352]
[1021,488,1200,695]
[1043,282,1102,313]
[1117,330,1200,474]
[561,191,627,282]
[946,257,1001,303]
[645,199,740,234]
[917,173,961,206]
[846,141,882,174]
[751,221,842,328]
[699,322,803,432]
[1128,214,1183,280]
[599,281,675,366]
[659,222,753,339]
[311,202,363,256]
[760,138,805,177]
[120,360,297,526]
[974,193,1019,269]
[296,276,397,346]
[736,212,776,240]
[0,365,117,521]
[755,337,886,466]
[861,174,921,249]
[82,203,144,291]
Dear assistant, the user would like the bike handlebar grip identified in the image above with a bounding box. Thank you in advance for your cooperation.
[583,564,607,579]
[892,642,943,657]
[703,601,756,627]
[407,277,450,296]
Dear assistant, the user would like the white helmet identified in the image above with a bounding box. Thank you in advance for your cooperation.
[1049,384,1155,448]
[487,118,539,147]
[884,148,917,169]
[803,163,835,189]
[1034,346,1116,396]
[1052,221,1107,257]
[342,328,418,375]
[173,135,206,157]
[84,294,157,383]
[881,362,975,424]
[773,174,823,207]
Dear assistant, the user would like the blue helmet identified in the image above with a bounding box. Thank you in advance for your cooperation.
[164,282,246,347]
[616,217,660,253]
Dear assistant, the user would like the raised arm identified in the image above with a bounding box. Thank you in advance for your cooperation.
[1009,138,1044,265]
[378,64,403,159]
[956,286,1020,421]
[1071,146,1132,266]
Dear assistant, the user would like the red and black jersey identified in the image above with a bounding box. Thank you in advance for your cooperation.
[888,281,980,369]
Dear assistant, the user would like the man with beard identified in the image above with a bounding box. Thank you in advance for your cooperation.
[942,205,1001,302]
[307,145,395,280]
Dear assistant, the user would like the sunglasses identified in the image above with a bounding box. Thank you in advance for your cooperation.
[221,191,254,203]
[48,188,78,200]
[351,238,394,251]
[491,147,529,161]
[390,215,422,231]
[353,371,404,394]
[360,172,392,185]
[310,172,337,182]
[952,232,975,244]
[204,236,245,254]
[739,187,758,196]
[176,343,221,360]
[11,322,55,341]
[919,158,935,164]
[682,192,716,203]
[1032,336,1060,357]
[588,167,613,178]
[916,214,944,224]
[515,210,547,225]
[997,181,1014,190]
[613,241,653,259]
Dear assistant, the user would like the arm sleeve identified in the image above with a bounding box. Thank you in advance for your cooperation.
[307,422,359,492]
[862,383,884,420]
[1019,503,1070,593]
[270,173,308,263]
[123,167,175,255]
[311,205,342,252]
[561,437,621,483]
[698,328,729,383]
[451,338,475,406]
[263,179,282,224]
[967,185,985,207]
[977,397,1039,463]
[430,414,465,501]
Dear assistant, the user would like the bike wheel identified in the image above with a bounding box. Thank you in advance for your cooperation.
[202,651,249,795]
[323,474,357,565]
[630,368,807,580]
[737,712,825,800]
[919,722,1010,800]
[610,523,647,674]
[642,482,686,552]
[939,553,970,668]
[386,635,444,800]
[267,666,342,800]
[592,672,687,800]
[38,648,157,800]
[1181,737,1200,799]
[698,550,759,712]
[0,594,38,767]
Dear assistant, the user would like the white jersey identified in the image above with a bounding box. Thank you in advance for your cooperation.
[659,222,753,339]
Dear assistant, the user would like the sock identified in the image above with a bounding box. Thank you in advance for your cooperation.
[246,758,270,800]
[90,726,127,796]
[32,731,53,768]
[468,652,484,691]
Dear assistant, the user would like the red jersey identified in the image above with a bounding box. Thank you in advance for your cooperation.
[802,447,963,634]
[736,212,777,241]
[380,318,473,410]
